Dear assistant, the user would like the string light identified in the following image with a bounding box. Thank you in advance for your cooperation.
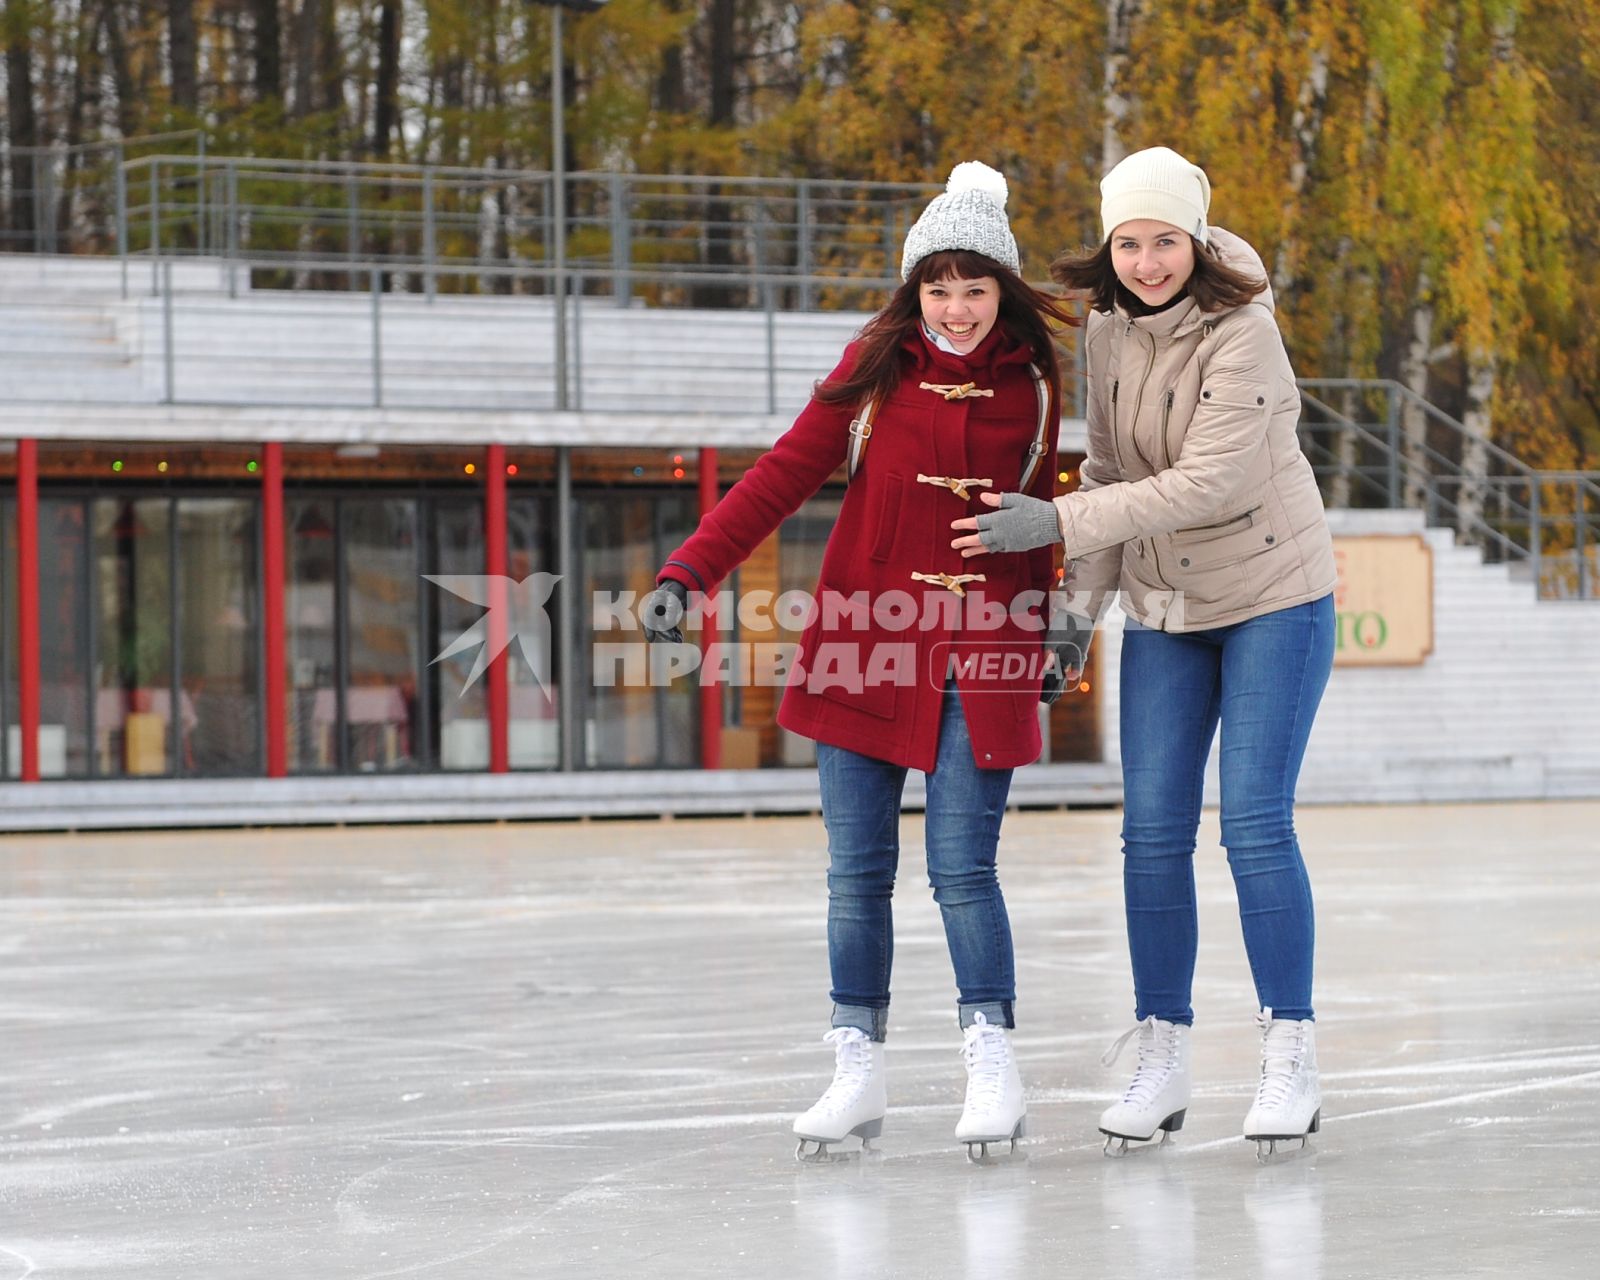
[111,460,123,472]
[157,461,168,473]
[506,464,519,477]
[246,459,259,473]
[464,462,477,476]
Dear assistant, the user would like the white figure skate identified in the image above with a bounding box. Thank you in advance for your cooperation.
[793,1026,886,1163]
[955,1012,1026,1162]
[1243,1008,1320,1161]
[1098,1016,1192,1156]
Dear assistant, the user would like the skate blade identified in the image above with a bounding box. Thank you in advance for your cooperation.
[794,1135,882,1166]
[1248,1108,1320,1163]
[1100,1115,1182,1159]
[963,1119,1026,1166]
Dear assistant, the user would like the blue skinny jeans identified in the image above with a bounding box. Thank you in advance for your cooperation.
[815,685,1015,1041]
[1118,594,1334,1025]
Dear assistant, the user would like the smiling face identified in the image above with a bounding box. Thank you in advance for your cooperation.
[1109,219,1197,308]
[918,274,1001,353]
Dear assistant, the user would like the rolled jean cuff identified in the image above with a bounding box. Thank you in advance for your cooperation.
[832,1003,888,1042]
[958,1000,1014,1031]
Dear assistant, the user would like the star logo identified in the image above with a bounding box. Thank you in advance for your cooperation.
[425,574,562,697]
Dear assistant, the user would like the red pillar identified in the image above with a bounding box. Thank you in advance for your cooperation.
[16,439,40,782]
[485,444,510,773]
[698,447,721,770]
[261,443,287,776]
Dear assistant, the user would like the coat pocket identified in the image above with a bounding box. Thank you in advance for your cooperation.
[1168,504,1273,569]
[869,473,903,562]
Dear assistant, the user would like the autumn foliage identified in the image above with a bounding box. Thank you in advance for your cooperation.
[1,0,1596,466]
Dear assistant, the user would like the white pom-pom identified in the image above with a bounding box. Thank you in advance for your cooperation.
[945,161,1008,210]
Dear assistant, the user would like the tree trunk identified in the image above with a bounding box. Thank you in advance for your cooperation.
[291,0,317,117]
[167,0,198,111]
[317,0,342,116]
[4,0,40,249]
[1271,43,1329,298]
[698,0,738,307]
[1399,272,1436,512]
[655,0,685,115]
[251,0,282,104]
[101,0,138,137]
[371,0,402,156]
[1457,351,1495,545]
[1101,0,1142,172]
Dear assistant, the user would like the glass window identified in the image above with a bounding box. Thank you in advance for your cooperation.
[577,488,698,768]
[429,500,490,771]
[93,497,174,777]
[176,497,261,774]
[508,493,560,770]
[343,498,420,771]
[39,500,94,779]
[1,497,11,776]
[287,498,339,773]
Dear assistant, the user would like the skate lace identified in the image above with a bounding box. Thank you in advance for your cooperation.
[812,1027,874,1117]
[959,1014,1013,1113]
[1102,1016,1181,1108]
[1253,1007,1308,1111]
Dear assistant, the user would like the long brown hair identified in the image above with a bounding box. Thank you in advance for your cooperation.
[1049,237,1266,314]
[816,250,1079,408]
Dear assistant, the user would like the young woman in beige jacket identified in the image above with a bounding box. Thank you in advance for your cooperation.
[951,146,1337,1159]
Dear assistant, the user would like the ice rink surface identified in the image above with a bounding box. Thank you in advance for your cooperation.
[2,801,1597,1279]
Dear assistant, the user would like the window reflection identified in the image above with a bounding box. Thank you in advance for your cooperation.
[177,498,260,774]
[287,498,338,772]
[93,497,174,776]
[342,498,420,771]
[578,489,698,768]
[430,500,489,770]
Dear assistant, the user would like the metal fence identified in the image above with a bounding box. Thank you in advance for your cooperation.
[2,131,208,256]
[1298,379,1600,600]
[5,147,942,311]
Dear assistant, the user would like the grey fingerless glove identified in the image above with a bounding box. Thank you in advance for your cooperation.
[640,579,689,644]
[975,491,1063,554]
[1039,612,1093,706]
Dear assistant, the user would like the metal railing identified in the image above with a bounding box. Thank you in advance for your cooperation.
[32,248,1085,418]
[104,153,938,312]
[1298,379,1600,600]
[84,254,914,415]
[2,131,208,256]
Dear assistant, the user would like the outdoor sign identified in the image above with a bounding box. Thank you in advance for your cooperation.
[1331,535,1434,666]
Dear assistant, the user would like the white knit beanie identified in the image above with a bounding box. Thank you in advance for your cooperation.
[1099,146,1212,245]
[900,162,1021,281]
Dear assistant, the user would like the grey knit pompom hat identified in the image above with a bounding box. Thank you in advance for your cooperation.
[900,162,1021,281]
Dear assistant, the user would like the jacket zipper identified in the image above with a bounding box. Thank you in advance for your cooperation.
[1128,331,1158,474]
[1177,503,1263,534]
[1126,328,1175,595]
[1110,378,1130,477]
[1161,389,1175,471]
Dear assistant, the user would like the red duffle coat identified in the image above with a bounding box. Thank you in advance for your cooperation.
[658,323,1061,772]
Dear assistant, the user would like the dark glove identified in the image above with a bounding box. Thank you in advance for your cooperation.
[640,579,689,644]
[975,491,1063,554]
[1039,612,1093,706]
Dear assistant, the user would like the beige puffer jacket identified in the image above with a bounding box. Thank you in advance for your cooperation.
[1057,226,1336,631]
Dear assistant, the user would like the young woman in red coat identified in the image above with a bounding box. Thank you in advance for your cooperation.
[640,163,1081,1161]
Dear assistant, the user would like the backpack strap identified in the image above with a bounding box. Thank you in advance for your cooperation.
[1014,363,1054,493]
[848,367,1053,489]
[846,396,878,482]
